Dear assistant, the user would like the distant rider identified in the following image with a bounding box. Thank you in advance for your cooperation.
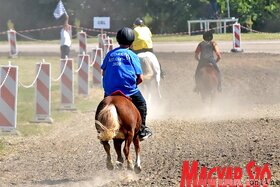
[132,18,165,79]
[194,30,222,92]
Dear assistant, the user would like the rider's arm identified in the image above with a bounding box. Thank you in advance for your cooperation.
[213,42,221,63]
[194,44,201,61]
[136,74,143,85]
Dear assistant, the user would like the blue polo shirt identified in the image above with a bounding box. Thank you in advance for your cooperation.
[101,47,142,96]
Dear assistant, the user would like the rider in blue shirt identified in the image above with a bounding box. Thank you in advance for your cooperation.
[101,27,152,141]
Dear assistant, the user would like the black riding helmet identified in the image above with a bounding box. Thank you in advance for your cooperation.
[116,27,135,45]
[203,30,213,41]
[134,18,144,26]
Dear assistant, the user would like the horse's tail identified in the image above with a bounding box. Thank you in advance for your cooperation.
[95,104,120,141]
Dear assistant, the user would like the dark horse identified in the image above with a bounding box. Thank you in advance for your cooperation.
[196,63,219,103]
[95,94,142,174]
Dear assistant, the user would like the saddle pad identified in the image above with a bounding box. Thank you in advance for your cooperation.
[111,90,132,101]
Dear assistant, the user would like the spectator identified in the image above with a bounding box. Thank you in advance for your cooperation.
[60,14,71,59]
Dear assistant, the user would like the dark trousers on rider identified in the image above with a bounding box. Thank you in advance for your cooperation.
[130,91,147,126]
[130,91,152,140]
[195,59,222,91]
[133,48,165,79]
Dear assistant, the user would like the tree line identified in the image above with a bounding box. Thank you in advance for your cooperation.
[0,0,279,40]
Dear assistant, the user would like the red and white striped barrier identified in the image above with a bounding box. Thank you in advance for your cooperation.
[78,54,90,95]
[104,37,114,55]
[92,48,103,86]
[7,30,18,57]
[98,33,107,57]
[59,58,76,110]
[0,65,18,132]
[32,63,53,123]
[78,31,87,55]
[231,23,243,52]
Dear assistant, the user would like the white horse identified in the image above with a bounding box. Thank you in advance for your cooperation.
[137,52,162,103]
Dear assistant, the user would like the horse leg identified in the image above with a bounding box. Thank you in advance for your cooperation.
[147,81,152,104]
[156,80,162,99]
[101,141,114,170]
[113,139,124,169]
[123,132,134,170]
[133,136,141,174]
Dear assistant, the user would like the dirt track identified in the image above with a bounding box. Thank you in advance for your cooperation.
[0,51,280,186]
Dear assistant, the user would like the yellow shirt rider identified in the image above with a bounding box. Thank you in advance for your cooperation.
[132,18,153,53]
[132,18,165,78]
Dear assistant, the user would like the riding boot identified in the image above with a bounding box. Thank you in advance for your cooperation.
[139,125,152,141]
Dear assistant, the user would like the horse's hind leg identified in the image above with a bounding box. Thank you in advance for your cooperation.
[113,139,124,169]
[133,136,141,174]
[123,133,134,170]
[156,81,162,99]
[101,141,114,170]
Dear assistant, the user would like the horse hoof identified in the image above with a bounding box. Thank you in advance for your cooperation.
[134,165,142,174]
[106,162,114,170]
[127,163,134,171]
[116,161,123,170]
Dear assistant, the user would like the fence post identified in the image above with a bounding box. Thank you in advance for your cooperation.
[0,64,18,133]
[7,29,18,58]
[98,33,107,58]
[59,58,76,110]
[103,37,113,55]
[231,23,243,52]
[92,48,103,87]
[78,54,90,96]
[78,30,87,55]
[31,63,53,123]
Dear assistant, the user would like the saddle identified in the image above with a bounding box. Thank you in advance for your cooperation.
[111,90,132,101]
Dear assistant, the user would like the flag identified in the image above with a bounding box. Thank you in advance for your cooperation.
[53,0,67,19]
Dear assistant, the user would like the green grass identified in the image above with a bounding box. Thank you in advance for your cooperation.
[0,56,103,140]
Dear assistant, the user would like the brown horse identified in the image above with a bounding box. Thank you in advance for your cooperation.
[196,63,219,103]
[95,94,142,174]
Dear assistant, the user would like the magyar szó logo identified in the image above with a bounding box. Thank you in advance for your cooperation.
[180,160,275,187]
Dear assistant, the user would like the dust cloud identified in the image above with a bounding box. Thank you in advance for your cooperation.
[47,171,138,187]
[145,52,280,122]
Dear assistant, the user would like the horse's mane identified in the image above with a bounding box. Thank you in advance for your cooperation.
[96,104,120,141]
